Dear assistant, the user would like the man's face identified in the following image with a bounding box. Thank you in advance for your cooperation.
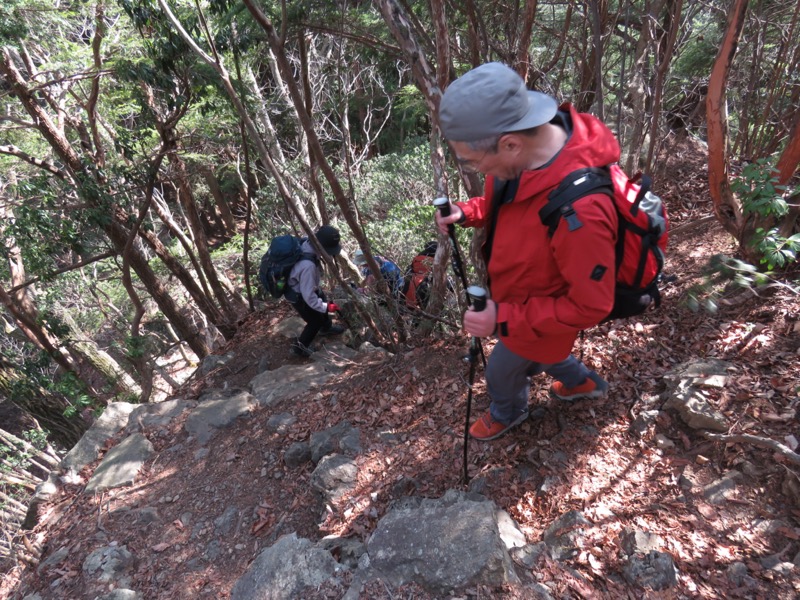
[450,136,523,180]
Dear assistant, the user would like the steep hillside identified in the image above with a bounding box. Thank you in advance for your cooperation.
[4,137,800,599]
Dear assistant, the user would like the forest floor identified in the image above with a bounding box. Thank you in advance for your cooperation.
[4,135,800,599]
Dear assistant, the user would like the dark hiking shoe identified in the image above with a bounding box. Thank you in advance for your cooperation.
[319,324,346,336]
[290,341,317,358]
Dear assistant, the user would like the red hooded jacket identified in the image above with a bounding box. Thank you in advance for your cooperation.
[456,105,620,363]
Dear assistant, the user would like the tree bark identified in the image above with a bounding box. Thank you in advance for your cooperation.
[624,0,662,173]
[776,117,800,186]
[706,0,749,238]
[515,0,539,82]
[106,215,212,358]
[0,356,86,448]
[645,0,683,172]
[201,165,237,236]
[1,44,212,359]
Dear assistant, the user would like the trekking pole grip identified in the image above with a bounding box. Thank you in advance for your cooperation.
[433,196,451,217]
[433,197,456,235]
[467,286,487,313]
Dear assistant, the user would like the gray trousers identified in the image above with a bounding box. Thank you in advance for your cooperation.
[485,339,593,424]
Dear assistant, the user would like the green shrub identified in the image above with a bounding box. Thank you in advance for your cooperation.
[731,158,799,270]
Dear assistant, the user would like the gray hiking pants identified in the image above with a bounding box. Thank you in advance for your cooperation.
[485,339,594,424]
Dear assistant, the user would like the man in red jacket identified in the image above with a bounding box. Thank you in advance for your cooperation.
[436,62,617,441]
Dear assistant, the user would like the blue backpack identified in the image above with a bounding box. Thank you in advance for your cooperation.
[378,258,404,294]
[258,235,315,298]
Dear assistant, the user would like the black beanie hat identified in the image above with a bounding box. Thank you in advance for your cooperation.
[316,225,342,256]
[421,241,438,257]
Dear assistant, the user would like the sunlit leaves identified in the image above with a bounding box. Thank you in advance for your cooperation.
[731,158,789,219]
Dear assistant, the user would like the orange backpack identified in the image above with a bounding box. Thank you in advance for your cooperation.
[403,254,434,308]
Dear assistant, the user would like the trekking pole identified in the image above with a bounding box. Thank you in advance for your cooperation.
[462,285,487,485]
[433,197,486,367]
[433,197,470,294]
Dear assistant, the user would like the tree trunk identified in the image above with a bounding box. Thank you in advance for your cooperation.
[514,0,539,81]
[624,0,662,173]
[645,0,683,172]
[706,0,749,239]
[201,166,237,236]
[1,45,212,360]
[776,117,800,186]
[106,216,212,358]
[0,356,86,448]
[57,311,143,400]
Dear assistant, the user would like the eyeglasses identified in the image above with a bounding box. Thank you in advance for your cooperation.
[455,148,490,174]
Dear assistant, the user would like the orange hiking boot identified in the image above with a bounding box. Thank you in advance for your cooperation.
[549,373,608,401]
[469,410,529,441]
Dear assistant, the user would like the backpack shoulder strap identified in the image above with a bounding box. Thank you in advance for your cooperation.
[539,167,614,237]
[299,251,318,265]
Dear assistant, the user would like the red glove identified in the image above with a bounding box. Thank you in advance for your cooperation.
[327,302,340,313]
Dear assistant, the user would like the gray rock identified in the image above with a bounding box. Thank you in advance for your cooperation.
[678,464,701,490]
[274,316,305,338]
[197,352,234,376]
[630,410,660,436]
[537,476,559,496]
[266,412,297,434]
[311,454,358,504]
[760,554,795,574]
[619,528,663,556]
[205,540,221,562]
[250,362,338,407]
[702,470,742,504]
[663,384,728,431]
[310,421,360,463]
[93,590,143,600]
[509,543,546,569]
[214,506,240,536]
[726,561,756,587]
[391,476,418,498]
[126,398,192,434]
[318,535,367,569]
[61,403,137,474]
[184,389,255,445]
[654,434,675,450]
[284,442,312,468]
[526,582,556,600]
[133,507,160,526]
[662,360,732,432]
[85,433,154,493]
[230,533,344,600]
[622,550,678,590]
[82,544,136,586]
[543,510,591,561]
[366,490,520,594]
[37,547,69,575]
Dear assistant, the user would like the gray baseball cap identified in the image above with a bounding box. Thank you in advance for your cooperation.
[439,62,558,142]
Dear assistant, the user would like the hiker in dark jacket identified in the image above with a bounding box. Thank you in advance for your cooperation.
[435,62,615,440]
[353,249,404,299]
[286,225,346,357]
